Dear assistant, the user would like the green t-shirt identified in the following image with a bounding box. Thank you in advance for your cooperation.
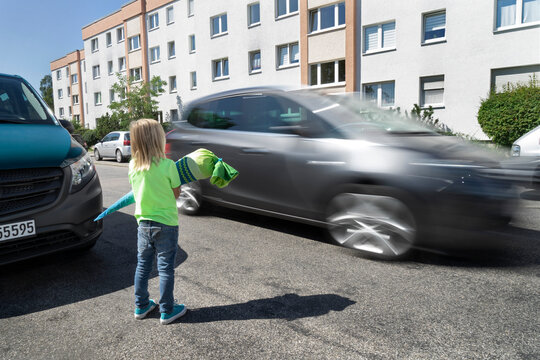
[128,157,181,226]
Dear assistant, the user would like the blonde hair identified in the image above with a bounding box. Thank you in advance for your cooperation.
[130,118,166,171]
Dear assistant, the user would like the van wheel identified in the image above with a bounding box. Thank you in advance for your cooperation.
[94,148,102,161]
[326,185,417,260]
[177,182,202,215]
[116,150,124,163]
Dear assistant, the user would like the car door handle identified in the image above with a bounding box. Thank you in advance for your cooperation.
[241,148,269,154]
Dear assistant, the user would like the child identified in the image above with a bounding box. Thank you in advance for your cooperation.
[129,118,187,325]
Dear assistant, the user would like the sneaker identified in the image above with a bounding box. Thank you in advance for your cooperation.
[134,299,157,319]
[160,303,187,325]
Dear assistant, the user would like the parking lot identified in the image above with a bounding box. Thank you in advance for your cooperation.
[1,162,539,359]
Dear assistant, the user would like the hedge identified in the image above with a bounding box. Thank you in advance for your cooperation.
[478,78,540,146]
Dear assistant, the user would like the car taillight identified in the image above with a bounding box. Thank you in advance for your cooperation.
[123,140,130,146]
[165,142,172,159]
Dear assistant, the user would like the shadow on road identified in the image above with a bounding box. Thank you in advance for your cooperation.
[0,211,187,319]
[142,293,355,323]
[520,189,540,201]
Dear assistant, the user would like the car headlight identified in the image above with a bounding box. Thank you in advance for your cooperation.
[511,144,520,157]
[69,153,95,193]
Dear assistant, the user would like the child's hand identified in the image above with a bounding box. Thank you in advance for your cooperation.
[172,186,180,199]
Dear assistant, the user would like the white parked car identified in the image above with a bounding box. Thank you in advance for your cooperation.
[512,125,540,157]
[93,131,131,162]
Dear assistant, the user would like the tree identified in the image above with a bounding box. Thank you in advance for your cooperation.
[109,73,166,128]
[39,75,54,110]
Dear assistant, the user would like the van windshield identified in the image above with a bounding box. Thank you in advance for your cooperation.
[0,76,55,124]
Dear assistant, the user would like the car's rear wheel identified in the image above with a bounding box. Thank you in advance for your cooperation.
[116,150,124,163]
[326,185,417,259]
[177,182,202,215]
[94,148,102,161]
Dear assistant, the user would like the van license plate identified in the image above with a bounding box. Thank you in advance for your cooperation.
[0,220,36,242]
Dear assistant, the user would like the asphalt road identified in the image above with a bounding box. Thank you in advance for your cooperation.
[1,161,539,359]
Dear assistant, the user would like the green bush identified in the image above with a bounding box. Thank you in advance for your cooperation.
[81,129,100,147]
[478,77,540,146]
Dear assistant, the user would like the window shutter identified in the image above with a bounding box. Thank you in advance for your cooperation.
[382,22,396,48]
[425,13,446,32]
[365,26,378,51]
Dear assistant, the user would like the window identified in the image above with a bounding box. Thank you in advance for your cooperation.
[309,2,345,33]
[73,115,80,122]
[129,35,141,51]
[168,41,176,58]
[149,13,159,30]
[68,106,72,116]
[213,58,229,80]
[189,35,196,53]
[491,65,540,92]
[83,61,86,72]
[58,89,63,99]
[71,73,78,84]
[118,57,126,72]
[106,32,112,47]
[277,42,299,68]
[72,95,79,104]
[108,61,114,75]
[364,21,396,53]
[309,60,345,86]
[363,82,395,107]
[66,68,69,77]
[211,14,228,36]
[167,6,174,24]
[91,38,99,52]
[56,70,61,80]
[496,0,540,28]
[92,65,100,79]
[150,46,160,63]
[276,0,298,18]
[169,76,177,92]
[117,27,125,42]
[423,11,446,43]
[190,71,197,89]
[59,107,64,116]
[130,67,142,82]
[109,89,115,102]
[188,0,194,16]
[249,50,261,73]
[420,75,444,107]
[67,86,70,96]
[94,92,102,105]
[248,2,260,26]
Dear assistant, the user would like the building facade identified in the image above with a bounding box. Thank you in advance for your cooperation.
[50,50,86,126]
[51,0,539,138]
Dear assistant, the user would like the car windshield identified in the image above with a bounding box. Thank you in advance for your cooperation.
[292,91,437,138]
[0,76,55,124]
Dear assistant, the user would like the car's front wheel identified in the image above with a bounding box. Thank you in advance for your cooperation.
[177,182,202,215]
[326,185,417,259]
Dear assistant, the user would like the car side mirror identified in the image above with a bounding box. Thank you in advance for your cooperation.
[59,119,74,134]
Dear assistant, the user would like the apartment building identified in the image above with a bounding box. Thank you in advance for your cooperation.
[51,0,539,137]
[359,0,540,137]
[50,50,85,126]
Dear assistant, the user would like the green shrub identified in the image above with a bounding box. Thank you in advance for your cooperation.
[478,77,540,146]
[81,129,100,147]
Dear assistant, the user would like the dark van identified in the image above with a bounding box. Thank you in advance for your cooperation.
[0,74,103,265]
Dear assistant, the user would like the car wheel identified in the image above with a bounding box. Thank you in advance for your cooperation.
[326,185,417,259]
[116,150,124,163]
[177,182,202,215]
[94,148,102,161]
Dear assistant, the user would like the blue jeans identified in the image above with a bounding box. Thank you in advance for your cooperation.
[134,220,178,314]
